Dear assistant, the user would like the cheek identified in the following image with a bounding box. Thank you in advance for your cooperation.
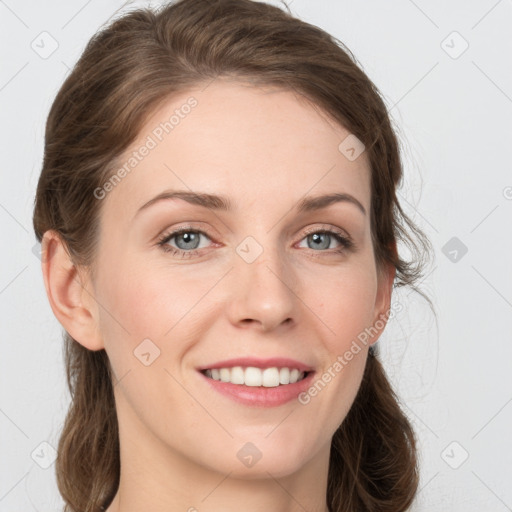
[316,260,378,352]
[300,274,375,444]
[94,250,217,365]
[92,248,168,371]
[300,261,377,419]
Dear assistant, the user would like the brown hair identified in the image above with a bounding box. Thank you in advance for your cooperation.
[32,0,433,510]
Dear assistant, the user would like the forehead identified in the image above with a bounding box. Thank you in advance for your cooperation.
[103,78,371,223]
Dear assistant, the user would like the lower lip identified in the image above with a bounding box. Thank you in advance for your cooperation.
[199,371,315,407]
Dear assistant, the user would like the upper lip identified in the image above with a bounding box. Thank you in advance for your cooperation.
[197,357,314,373]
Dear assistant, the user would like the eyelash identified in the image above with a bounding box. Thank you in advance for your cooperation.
[157,225,355,259]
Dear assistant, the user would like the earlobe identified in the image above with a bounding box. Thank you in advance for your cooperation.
[40,230,104,351]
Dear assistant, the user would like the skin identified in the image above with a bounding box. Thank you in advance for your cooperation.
[42,78,395,512]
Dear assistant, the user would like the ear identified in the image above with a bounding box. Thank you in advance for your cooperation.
[369,241,397,345]
[40,230,104,351]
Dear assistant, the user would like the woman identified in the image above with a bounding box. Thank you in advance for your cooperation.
[33,0,432,510]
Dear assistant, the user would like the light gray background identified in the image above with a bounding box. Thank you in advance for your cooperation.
[1,0,511,510]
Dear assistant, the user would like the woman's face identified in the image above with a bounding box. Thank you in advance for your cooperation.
[89,79,393,479]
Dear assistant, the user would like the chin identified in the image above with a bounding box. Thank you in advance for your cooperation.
[200,433,321,480]
[219,455,310,481]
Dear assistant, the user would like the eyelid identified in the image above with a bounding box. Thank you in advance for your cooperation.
[157,225,216,248]
[300,223,351,239]
[157,222,216,242]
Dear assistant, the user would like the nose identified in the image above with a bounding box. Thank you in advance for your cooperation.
[226,242,297,332]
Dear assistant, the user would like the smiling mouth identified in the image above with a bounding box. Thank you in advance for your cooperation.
[201,366,310,387]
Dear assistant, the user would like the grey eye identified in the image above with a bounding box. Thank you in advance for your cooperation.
[173,231,203,250]
[306,232,332,250]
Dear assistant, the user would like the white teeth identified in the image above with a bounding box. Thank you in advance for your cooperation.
[203,366,308,386]
[231,366,245,385]
[262,368,280,387]
[244,367,262,387]
[279,367,290,384]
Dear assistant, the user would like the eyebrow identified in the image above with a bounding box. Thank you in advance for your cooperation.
[135,190,366,218]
